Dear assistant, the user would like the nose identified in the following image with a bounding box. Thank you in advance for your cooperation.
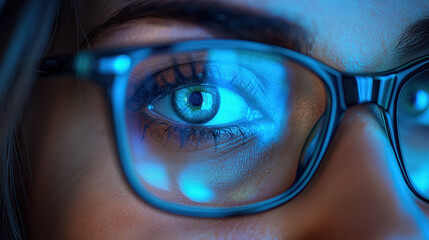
[276,105,429,239]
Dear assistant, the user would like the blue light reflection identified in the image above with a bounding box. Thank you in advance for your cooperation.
[178,166,214,203]
[206,49,288,143]
[415,89,429,111]
[135,161,170,191]
[411,167,429,194]
[98,54,131,75]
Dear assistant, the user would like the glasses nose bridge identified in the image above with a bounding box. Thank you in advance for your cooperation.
[340,74,396,111]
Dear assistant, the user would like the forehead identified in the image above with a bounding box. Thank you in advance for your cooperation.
[75,0,429,72]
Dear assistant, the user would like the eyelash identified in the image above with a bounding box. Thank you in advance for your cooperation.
[128,60,210,108]
[138,111,249,150]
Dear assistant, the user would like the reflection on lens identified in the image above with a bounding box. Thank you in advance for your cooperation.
[125,47,328,207]
[397,69,429,197]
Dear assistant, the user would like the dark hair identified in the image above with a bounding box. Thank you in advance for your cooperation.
[0,0,59,239]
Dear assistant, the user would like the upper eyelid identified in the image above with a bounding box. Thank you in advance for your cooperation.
[127,58,274,113]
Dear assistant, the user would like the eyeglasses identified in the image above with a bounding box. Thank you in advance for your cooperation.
[39,39,429,217]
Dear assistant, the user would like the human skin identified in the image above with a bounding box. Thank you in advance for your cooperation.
[26,0,429,239]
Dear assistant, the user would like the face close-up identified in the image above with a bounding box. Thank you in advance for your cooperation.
[10,0,429,239]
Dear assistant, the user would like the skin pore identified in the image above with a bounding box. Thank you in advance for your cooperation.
[26,0,429,239]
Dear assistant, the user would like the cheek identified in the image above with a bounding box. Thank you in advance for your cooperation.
[58,144,164,239]
[418,200,429,218]
[27,79,252,239]
[25,78,281,239]
[27,79,157,239]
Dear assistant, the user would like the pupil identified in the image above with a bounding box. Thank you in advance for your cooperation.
[189,91,203,106]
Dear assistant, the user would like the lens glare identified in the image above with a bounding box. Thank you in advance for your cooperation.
[124,47,328,207]
[397,69,429,198]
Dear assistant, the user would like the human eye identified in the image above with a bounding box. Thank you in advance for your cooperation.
[398,76,429,128]
[123,47,328,206]
[127,50,284,150]
[149,83,261,126]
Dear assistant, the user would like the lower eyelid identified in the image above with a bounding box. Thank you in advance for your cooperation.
[134,111,262,151]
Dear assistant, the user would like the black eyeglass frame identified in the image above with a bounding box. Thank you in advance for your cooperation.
[39,39,429,218]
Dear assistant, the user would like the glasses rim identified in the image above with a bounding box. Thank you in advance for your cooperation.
[39,39,429,217]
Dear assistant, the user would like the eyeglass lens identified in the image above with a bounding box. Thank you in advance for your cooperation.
[397,69,429,198]
[123,48,330,207]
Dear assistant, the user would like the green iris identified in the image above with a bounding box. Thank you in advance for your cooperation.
[172,85,220,124]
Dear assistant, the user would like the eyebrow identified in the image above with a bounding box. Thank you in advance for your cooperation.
[82,0,313,54]
[396,17,429,58]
